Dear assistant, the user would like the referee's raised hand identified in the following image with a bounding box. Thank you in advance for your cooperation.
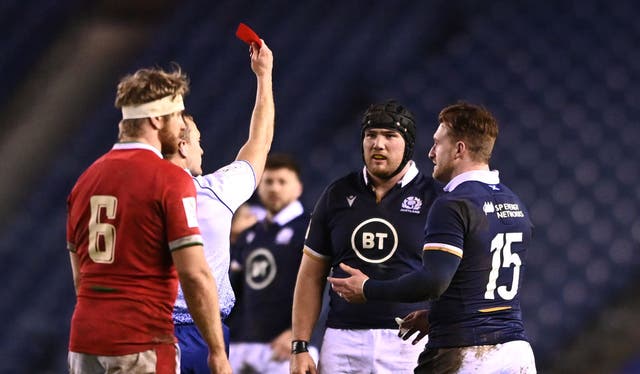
[250,40,273,78]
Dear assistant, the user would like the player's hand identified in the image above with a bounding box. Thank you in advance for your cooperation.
[270,329,292,361]
[290,351,317,374]
[250,40,273,77]
[207,349,232,374]
[327,263,368,304]
[397,309,430,345]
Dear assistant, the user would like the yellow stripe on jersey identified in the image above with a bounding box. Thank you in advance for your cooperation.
[478,306,512,313]
[303,246,330,263]
[423,243,463,258]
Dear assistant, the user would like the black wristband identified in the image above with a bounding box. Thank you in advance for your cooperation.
[291,340,309,354]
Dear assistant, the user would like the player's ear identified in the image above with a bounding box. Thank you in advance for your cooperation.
[148,116,163,130]
[455,141,466,159]
[178,141,188,158]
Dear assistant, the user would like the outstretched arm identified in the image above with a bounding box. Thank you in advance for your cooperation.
[328,250,461,303]
[236,40,275,183]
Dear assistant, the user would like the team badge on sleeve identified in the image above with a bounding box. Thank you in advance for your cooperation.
[182,197,199,228]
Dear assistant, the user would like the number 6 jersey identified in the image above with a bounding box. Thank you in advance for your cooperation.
[66,143,203,355]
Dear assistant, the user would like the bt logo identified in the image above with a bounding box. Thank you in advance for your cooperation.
[350,218,398,263]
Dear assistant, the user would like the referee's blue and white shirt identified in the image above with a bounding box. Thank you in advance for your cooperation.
[173,160,256,324]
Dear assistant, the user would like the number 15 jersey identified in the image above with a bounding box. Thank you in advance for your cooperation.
[424,170,533,348]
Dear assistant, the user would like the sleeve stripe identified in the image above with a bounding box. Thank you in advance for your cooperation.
[194,177,232,214]
[302,245,330,262]
[423,242,463,258]
[478,306,512,313]
[169,235,204,251]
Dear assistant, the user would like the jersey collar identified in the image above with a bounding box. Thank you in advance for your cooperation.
[362,160,419,188]
[112,142,163,159]
[269,200,304,226]
[443,169,500,192]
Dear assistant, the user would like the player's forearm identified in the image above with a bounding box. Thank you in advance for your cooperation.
[364,271,441,302]
[249,74,274,149]
[235,74,274,175]
[292,280,323,341]
[292,257,327,340]
[180,271,226,354]
[365,251,460,302]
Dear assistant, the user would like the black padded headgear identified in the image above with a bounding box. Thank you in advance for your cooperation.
[361,100,416,178]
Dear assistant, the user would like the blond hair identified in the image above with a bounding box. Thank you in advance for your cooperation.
[115,65,189,138]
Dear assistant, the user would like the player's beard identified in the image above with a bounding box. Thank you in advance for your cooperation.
[159,126,179,156]
[365,157,401,180]
[368,167,393,180]
[432,158,454,184]
[261,195,283,216]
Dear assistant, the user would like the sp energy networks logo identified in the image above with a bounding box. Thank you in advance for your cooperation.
[351,218,398,263]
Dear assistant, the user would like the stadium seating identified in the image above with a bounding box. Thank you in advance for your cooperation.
[0,0,638,372]
[0,0,83,112]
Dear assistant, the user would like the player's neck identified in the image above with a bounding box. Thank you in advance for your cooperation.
[369,168,407,203]
[166,156,187,169]
[451,162,490,180]
[119,133,162,154]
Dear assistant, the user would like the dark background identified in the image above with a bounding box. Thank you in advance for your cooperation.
[1,1,639,373]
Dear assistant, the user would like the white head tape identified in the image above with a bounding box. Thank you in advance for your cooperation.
[121,95,185,119]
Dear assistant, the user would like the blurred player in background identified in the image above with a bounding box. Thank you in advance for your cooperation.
[329,102,537,373]
[66,66,230,373]
[229,153,319,374]
[230,203,259,247]
[164,40,274,373]
[290,100,440,374]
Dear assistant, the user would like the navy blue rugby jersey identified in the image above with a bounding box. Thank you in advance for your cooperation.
[232,201,309,342]
[424,172,533,348]
[305,164,440,329]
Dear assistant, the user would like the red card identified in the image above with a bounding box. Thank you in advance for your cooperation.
[236,23,262,47]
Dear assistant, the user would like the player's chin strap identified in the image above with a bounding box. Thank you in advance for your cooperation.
[387,150,411,179]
